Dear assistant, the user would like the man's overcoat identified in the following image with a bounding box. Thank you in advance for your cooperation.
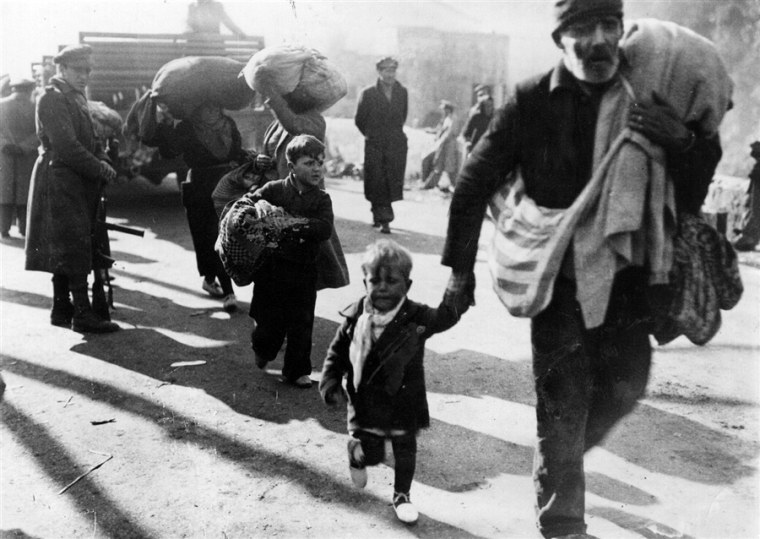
[355,80,408,204]
[25,77,106,275]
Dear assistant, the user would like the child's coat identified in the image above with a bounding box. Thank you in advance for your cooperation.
[320,297,459,433]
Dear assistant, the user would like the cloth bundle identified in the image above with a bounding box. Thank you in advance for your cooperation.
[215,195,308,286]
[648,213,743,345]
[241,44,347,112]
[151,56,255,119]
[88,101,123,140]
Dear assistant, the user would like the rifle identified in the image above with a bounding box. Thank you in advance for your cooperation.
[100,220,145,237]
[92,193,146,319]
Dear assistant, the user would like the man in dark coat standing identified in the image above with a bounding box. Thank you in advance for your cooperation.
[0,79,38,238]
[355,56,408,234]
[25,44,119,333]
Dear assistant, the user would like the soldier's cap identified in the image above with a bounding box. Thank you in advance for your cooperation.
[551,0,623,42]
[474,84,492,95]
[376,56,399,70]
[440,99,455,111]
[53,44,93,67]
[9,78,36,90]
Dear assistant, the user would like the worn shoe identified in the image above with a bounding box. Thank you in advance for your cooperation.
[347,439,367,488]
[50,302,75,328]
[222,293,237,313]
[290,375,313,388]
[202,278,225,298]
[393,492,418,525]
[253,351,269,370]
[72,308,119,333]
[380,223,391,234]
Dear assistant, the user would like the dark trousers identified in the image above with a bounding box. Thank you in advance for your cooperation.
[181,171,233,295]
[370,203,394,226]
[250,267,317,381]
[531,269,652,538]
[350,430,417,495]
[0,203,26,236]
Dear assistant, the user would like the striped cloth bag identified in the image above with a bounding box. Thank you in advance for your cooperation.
[488,177,567,317]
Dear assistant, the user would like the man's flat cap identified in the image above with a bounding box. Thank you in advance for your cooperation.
[53,44,93,66]
[376,56,399,70]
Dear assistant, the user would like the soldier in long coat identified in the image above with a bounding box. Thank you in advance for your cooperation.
[25,44,119,333]
[355,57,408,234]
[0,79,38,238]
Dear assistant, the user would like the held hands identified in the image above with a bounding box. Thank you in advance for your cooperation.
[443,271,476,317]
[323,385,347,406]
[628,91,695,153]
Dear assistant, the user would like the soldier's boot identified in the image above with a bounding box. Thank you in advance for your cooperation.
[70,278,118,334]
[50,274,75,327]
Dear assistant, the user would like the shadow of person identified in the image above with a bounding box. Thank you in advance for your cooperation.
[1,357,486,538]
[333,216,446,257]
[66,283,347,435]
[2,401,153,539]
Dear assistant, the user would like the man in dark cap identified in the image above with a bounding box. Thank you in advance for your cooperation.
[461,83,495,155]
[441,1,729,537]
[25,44,119,333]
[355,56,408,234]
[0,78,37,238]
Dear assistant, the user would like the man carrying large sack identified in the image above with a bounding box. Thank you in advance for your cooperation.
[441,1,732,537]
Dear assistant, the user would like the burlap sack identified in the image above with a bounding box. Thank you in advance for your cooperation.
[151,56,255,119]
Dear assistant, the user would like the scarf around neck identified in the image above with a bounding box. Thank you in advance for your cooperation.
[349,295,405,389]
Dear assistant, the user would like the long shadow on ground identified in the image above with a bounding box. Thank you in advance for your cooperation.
[1,357,485,539]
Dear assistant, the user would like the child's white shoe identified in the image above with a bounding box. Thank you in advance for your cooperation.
[393,492,418,525]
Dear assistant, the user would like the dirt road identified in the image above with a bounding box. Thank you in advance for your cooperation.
[1,175,759,539]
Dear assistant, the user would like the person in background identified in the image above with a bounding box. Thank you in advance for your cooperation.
[421,99,460,192]
[0,78,37,238]
[355,57,409,234]
[733,140,760,251]
[186,0,246,37]
[461,83,495,155]
[249,135,334,388]
[25,45,119,333]
[441,0,727,537]
[255,72,350,291]
[148,101,246,312]
[319,239,467,525]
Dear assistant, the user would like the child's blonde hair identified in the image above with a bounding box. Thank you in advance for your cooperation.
[360,239,413,280]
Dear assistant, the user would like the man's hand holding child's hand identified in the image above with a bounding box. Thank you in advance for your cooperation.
[323,383,347,406]
[443,271,475,317]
